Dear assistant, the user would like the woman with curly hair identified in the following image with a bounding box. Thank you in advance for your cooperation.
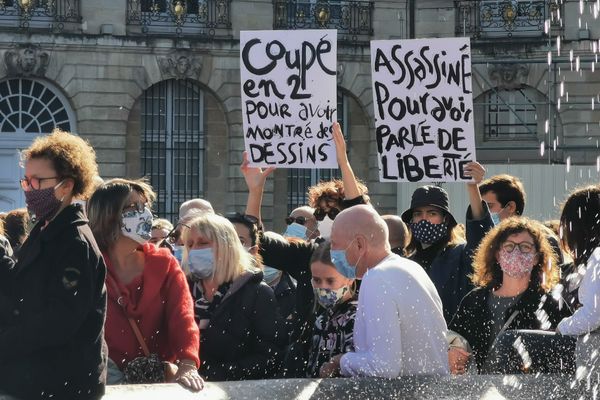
[0,129,107,399]
[307,176,369,239]
[448,217,570,374]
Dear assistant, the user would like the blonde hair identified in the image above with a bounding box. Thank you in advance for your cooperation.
[182,213,255,285]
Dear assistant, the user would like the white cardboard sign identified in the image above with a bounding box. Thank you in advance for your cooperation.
[240,30,338,168]
[370,38,476,182]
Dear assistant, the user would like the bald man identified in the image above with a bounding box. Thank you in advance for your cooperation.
[382,215,409,256]
[324,205,448,378]
[284,206,319,240]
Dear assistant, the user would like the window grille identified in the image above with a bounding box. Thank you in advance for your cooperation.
[140,79,205,223]
[0,78,72,134]
[483,88,539,140]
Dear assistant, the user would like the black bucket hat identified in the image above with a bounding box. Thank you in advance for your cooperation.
[401,185,457,227]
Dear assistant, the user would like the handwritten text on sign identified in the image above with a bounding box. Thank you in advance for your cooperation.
[370,38,476,182]
[240,30,338,168]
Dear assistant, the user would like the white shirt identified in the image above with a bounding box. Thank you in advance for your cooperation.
[558,247,600,335]
[340,253,449,378]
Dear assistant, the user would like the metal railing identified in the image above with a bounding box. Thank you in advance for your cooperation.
[455,0,563,40]
[127,0,231,37]
[0,0,80,32]
[273,0,374,45]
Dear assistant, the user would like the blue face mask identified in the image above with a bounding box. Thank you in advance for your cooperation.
[490,212,501,226]
[330,240,359,279]
[173,245,184,265]
[283,222,308,240]
[262,266,282,286]
[187,248,214,280]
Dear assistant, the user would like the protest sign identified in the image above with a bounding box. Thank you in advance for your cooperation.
[240,30,338,168]
[370,38,476,182]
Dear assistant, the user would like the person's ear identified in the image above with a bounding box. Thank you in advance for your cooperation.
[57,178,74,200]
[506,201,517,215]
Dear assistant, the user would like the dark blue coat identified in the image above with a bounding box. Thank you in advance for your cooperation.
[410,203,494,323]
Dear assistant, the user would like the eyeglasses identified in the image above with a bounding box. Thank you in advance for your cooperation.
[285,216,307,226]
[313,208,340,221]
[20,176,59,191]
[164,223,190,245]
[501,241,536,254]
[122,202,148,213]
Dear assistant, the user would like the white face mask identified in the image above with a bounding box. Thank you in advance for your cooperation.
[318,216,334,239]
[121,207,153,244]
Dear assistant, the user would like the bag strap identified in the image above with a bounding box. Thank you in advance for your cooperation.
[126,316,151,357]
[108,276,151,357]
[489,310,520,351]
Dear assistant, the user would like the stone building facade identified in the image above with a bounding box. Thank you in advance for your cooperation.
[0,0,598,230]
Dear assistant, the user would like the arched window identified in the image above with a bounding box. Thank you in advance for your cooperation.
[0,78,73,134]
[0,78,76,211]
[140,79,205,222]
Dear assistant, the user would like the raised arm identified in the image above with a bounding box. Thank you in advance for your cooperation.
[240,151,275,224]
[333,122,362,201]
[463,161,486,220]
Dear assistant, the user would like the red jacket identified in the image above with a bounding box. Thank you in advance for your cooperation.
[104,243,200,369]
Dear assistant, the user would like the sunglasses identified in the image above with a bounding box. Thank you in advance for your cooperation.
[164,222,190,245]
[313,208,340,221]
[285,216,307,226]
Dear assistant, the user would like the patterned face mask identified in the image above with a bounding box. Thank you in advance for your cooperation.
[121,207,153,244]
[409,220,448,245]
[313,285,349,309]
[24,180,65,222]
[498,248,537,278]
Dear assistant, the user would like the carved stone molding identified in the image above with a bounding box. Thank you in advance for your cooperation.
[488,63,530,90]
[4,44,50,77]
[158,51,202,80]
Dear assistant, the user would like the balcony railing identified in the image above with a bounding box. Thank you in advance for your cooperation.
[127,0,231,38]
[273,0,374,45]
[0,0,80,32]
[455,0,563,40]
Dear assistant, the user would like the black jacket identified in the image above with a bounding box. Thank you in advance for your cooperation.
[0,204,107,399]
[199,270,286,381]
[409,203,494,323]
[449,284,572,372]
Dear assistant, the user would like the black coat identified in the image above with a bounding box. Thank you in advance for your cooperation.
[0,204,107,399]
[199,270,286,381]
[449,284,572,372]
[259,235,317,340]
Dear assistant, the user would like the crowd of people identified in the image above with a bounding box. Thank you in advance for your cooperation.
[0,123,599,399]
